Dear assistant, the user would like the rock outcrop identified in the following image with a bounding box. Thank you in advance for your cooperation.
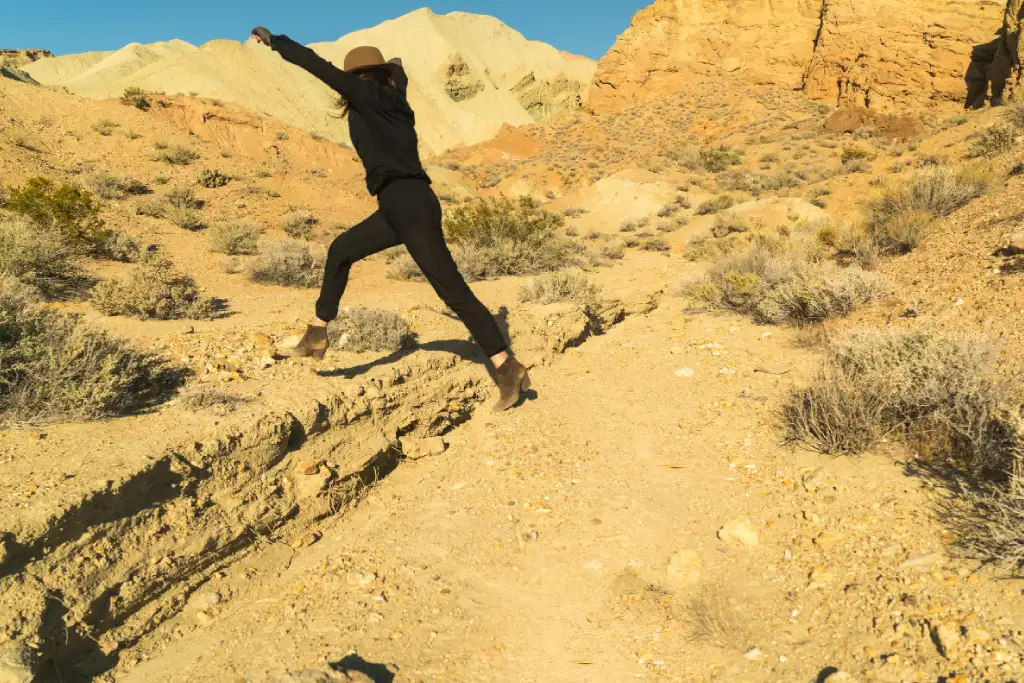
[589,0,1006,114]
[0,49,52,69]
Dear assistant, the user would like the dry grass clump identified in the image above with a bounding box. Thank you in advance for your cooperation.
[98,230,141,263]
[210,221,260,255]
[688,237,882,325]
[248,239,324,288]
[518,271,601,306]
[685,581,751,650]
[92,257,218,320]
[863,166,990,254]
[282,211,317,240]
[711,213,749,238]
[136,196,166,218]
[968,124,1016,158]
[328,306,415,353]
[0,282,183,425]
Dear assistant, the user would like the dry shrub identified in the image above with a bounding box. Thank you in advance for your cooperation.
[88,171,147,200]
[328,306,415,353]
[92,257,218,319]
[685,581,751,650]
[210,221,259,255]
[518,271,600,306]
[0,285,183,425]
[640,236,670,252]
[248,240,323,288]
[135,197,166,218]
[684,235,743,261]
[969,124,1016,158]
[696,195,734,215]
[950,474,1024,572]
[179,387,246,414]
[282,211,317,240]
[1006,98,1024,130]
[689,238,882,325]
[864,166,990,254]
[783,330,1016,475]
[0,215,81,298]
[154,144,199,165]
[120,87,150,110]
[711,213,749,238]
[98,230,141,263]
[197,169,230,188]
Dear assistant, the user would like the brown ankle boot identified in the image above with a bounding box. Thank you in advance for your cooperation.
[284,325,329,360]
[492,357,530,412]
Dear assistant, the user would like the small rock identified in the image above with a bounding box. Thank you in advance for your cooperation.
[802,510,822,525]
[294,469,331,501]
[182,325,195,335]
[194,611,215,626]
[346,571,378,588]
[965,626,991,645]
[259,355,277,369]
[295,459,321,476]
[583,559,604,571]
[1006,231,1024,255]
[675,367,695,378]
[187,590,222,612]
[401,436,447,461]
[814,531,843,549]
[900,552,942,570]
[801,469,825,492]
[666,550,702,586]
[933,622,960,658]
[289,531,321,549]
[670,346,683,355]
[270,670,344,683]
[0,641,35,683]
[744,647,761,660]
[808,567,835,585]
[821,671,857,682]
[718,518,759,548]
[0,537,8,567]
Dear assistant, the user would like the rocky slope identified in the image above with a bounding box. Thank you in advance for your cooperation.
[23,9,595,154]
[589,0,1006,114]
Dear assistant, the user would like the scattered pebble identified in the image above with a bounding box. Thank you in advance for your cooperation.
[717,517,759,548]
[675,368,695,378]
[665,549,702,586]
[583,560,604,571]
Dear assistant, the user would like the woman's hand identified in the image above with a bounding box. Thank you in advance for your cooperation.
[250,27,272,46]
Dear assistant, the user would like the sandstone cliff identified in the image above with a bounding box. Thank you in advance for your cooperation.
[590,0,1007,114]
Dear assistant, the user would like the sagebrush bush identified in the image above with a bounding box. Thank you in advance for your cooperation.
[969,124,1016,158]
[136,197,165,218]
[92,257,218,320]
[783,330,1019,480]
[641,236,670,252]
[518,271,601,306]
[92,119,119,136]
[689,238,882,325]
[864,166,990,254]
[210,221,259,255]
[696,195,734,215]
[711,213,749,238]
[1005,98,1024,130]
[88,171,147,200]
[0,287,183,425]
[154,144,200,165]
[0,216,80,298]
[4,177,109,253]
[700,147,741,173]
[98,230,141,263]
[197,168,230,188]
[248,240,324,288]
[282,211,317,239]
[167,205,204,231]
[393,195,578,281]
[166,186,201,209]
[328,306,415,353]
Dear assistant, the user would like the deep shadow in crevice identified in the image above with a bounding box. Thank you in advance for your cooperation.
[330,653,397,683]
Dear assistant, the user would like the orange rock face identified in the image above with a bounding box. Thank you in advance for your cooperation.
[589,0,1007,114]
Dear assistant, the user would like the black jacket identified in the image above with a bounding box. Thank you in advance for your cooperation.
[268,34,431,196]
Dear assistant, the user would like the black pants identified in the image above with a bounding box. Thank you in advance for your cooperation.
[316,178,508,357]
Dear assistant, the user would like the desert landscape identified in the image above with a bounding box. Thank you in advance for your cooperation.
[2,2,1024,682]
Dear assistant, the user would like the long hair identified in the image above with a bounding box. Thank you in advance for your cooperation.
[331,65,399,118]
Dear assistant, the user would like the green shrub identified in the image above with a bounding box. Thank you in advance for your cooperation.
[840,145,874,164]
[98,230,141,263]
[0,286,183,425]
[92,119,119,136]
[166,186,201,209]
[248,240,323,288]
[282,211,317,240]
[120,87,150,111]
[328,306,415,353]
[4,177,109,253]
[136,197,166,218]
[167,205,204,231]
[92,257,218,320]
[700,147,742,173]
[711,213,749,238]
[0,216,81,298]
[154,144,200,165]
[197,168,230,188]
[210,221,260,255]
[696,195,734,215]
[641,236,670,252]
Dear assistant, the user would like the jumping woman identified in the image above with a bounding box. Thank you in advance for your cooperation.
[249,27,530,411]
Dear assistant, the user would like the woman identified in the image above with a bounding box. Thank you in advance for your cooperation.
[249,27,530,412]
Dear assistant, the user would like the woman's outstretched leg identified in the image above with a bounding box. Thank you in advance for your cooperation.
[287,211,399,359]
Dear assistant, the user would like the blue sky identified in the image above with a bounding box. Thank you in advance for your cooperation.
[4,1,646,59]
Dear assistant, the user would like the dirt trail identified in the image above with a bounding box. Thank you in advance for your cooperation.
[110,302,1024,683]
